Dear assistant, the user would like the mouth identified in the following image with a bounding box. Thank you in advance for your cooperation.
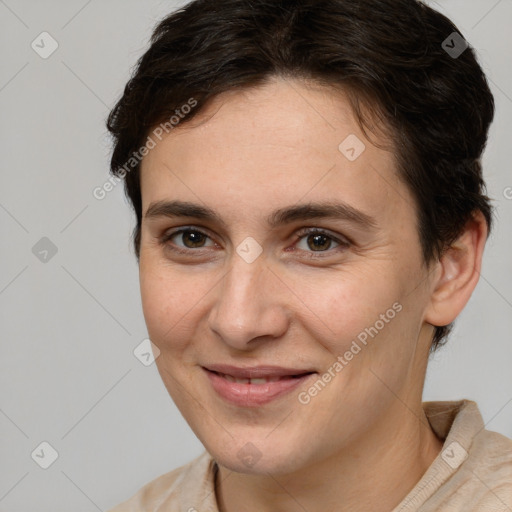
[202,365,316,406]
[212,372,308,384]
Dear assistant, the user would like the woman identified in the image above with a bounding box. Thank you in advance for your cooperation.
[106,0,512,510]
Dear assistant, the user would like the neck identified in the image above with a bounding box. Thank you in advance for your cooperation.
[215,403,443,512]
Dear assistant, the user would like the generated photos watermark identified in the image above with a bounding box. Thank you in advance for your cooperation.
[298,301,403,405]
[93,97,198,200]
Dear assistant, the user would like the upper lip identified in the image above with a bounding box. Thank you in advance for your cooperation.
[203,364,316,379]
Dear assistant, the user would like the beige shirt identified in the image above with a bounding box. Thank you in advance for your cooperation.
[108,400,512,511]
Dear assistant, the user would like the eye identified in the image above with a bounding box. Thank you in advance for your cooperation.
[293,228,350,257]
[160,227,217,254]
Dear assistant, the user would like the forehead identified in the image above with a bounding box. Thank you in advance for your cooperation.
[139,78,413,227]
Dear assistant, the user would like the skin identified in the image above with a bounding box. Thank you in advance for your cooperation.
[138,77,487,512]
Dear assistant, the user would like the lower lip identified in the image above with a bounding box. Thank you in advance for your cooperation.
[203,368,315,407]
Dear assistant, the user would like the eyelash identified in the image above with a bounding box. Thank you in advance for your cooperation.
[158,226,351,258]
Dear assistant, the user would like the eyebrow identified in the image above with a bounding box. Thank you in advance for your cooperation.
[144,200,378,230]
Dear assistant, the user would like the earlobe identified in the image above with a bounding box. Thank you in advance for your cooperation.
[424,212,488,328]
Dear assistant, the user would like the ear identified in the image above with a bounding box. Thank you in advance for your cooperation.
[424,211,489,328]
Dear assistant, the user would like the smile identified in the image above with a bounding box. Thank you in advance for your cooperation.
[218,373,304,384]
[202,366,316,406]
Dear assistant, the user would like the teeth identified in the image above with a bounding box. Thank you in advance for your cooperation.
[221,373,284,384]
[250,378,269,384]
[223,374,246,383]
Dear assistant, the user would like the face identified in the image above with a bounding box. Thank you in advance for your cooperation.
[138,78,437,476]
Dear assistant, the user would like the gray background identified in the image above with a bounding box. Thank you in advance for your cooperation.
[0,0,511,510]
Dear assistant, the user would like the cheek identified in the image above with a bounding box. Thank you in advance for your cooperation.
[139,262,209,351]
[300,270,404,355]
[303,268,425,405]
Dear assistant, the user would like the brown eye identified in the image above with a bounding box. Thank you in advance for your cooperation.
[305,233,332,251]
[178,230,208,248]
[160,228,216,254]
[295,228,350,256]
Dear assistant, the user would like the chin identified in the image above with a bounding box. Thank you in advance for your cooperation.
[206,437,311,476]
[215,453,297,476]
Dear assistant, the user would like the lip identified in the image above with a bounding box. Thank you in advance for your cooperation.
[202,365,316,407]
[203,364,315,379]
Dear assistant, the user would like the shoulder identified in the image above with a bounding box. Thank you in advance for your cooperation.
[427,428,512,511]
[107,451,213,512]
[413,400,512,511]
[466,429,512,510]
[468,426,512,478]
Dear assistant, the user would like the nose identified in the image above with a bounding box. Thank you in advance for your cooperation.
[208,253,290,351]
